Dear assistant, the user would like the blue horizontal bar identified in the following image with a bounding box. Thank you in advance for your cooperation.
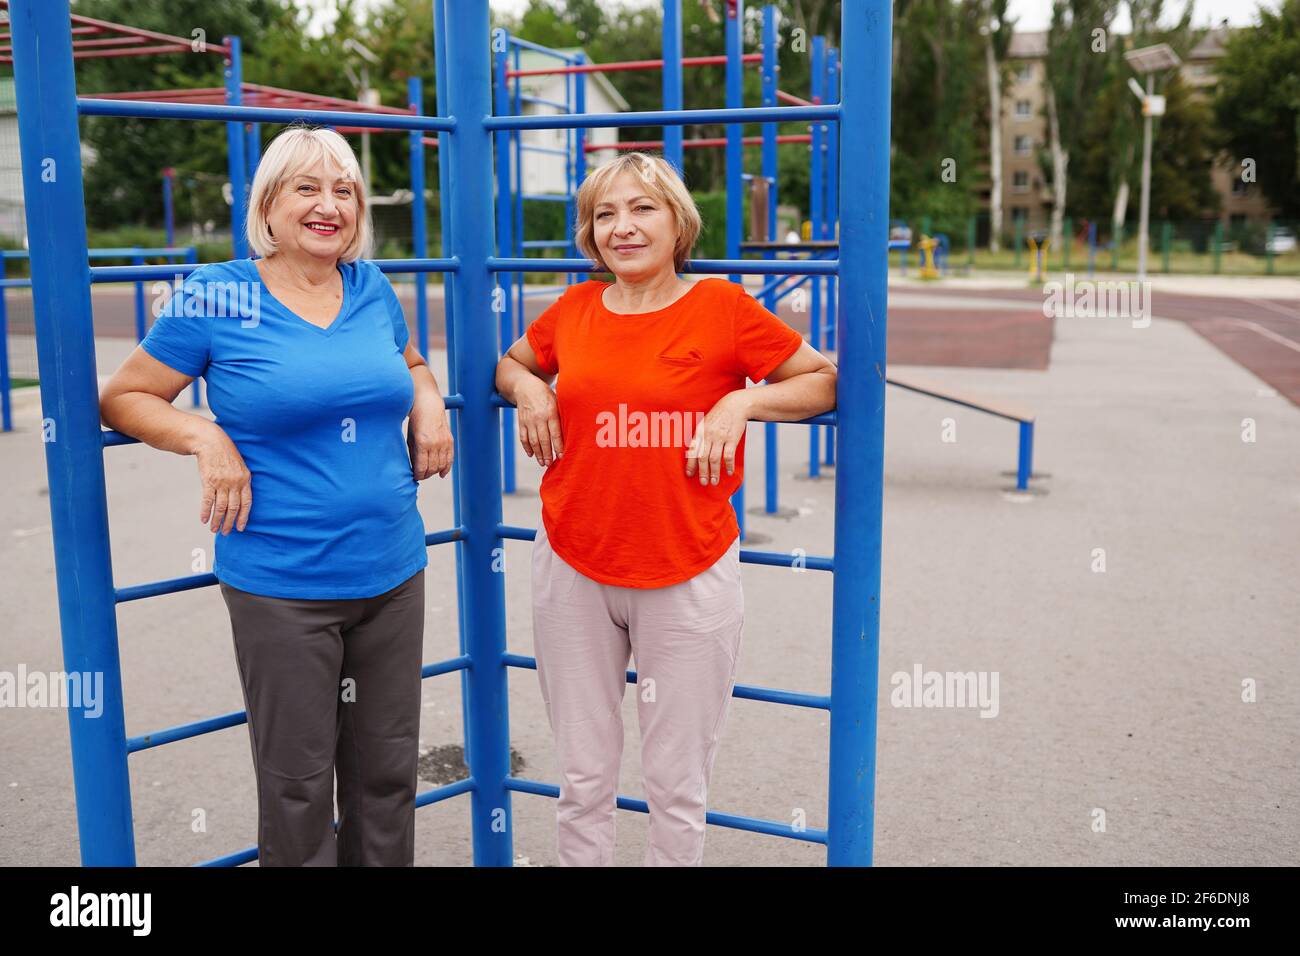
[502,653,829,710]
[115,572,217,603]
[487,256,839,276]
[486,104,840,132]
[521,286,570,296]
[102,397,464,447]
[114,527,464,603]
[425,526,467,547]
[194,846,259,868]
[0,279,32,289]
[131,654,474,757]
[506,36,579,61]
[77,98,457,133]
[89,257,460,285]
[503,777,828,845]
[2,247,194,260]
[371,257,460,275]
[518,94,569,110]
[422,655,472,680]
[489,395,835,427]
[887,379,1032,424]
[195,776,477,867]
[127,709,246,753]
[521,240,571,249]
[496,524,537,541]
[414,775,476,809]
[520,193,570,203]
[89,264,197,284]
[518,144,570,157]
[741,548,834,572]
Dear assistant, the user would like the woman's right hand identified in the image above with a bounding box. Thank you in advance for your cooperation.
[515,376,564,467]
[194,426,253,534]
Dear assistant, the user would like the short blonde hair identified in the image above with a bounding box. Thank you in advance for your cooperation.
[574,152,702,273]
[246,125,372,262]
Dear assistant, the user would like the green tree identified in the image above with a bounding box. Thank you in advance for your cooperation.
[73,0,305,231]
[1213,0,1300,217]
[1043,0,1122,246]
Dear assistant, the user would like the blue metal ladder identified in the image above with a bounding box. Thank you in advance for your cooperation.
[8,0,891,867]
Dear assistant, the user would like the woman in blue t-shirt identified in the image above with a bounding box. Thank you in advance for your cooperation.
[99,126,453,866]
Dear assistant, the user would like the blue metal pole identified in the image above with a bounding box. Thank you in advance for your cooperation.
[132,253,146,342]
[572,54,587,285]
[828,0,890,866]
[726,0,747,540]
[409,78,430,358]
[443,0,514,866]
[762,5,779,515]
[823,47,839,468]
[492,33,517,496]
[512,45,525,348]
[161,168,175,248]
[662,0,684,178]
[224,36,248,259]
[9,0,137,866]
[1017,421,1034,491]
[246,121,261,183]
[185,245,202,409]
[808,36,825,479]
[0,255,10,432]
[434,0,474,786]
[1087,220,1097,277]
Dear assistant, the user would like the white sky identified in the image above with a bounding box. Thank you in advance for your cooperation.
[302,1,1277,37]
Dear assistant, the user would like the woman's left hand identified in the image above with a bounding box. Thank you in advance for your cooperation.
[407,395,455,480]
[685,390,751,486]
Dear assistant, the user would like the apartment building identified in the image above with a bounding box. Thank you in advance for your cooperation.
[996,25,1273,234]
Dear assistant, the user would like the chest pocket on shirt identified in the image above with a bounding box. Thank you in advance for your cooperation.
[658,347,704,367]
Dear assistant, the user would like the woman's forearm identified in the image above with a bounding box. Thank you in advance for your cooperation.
[495,354,545,404]
[409,360,443,408]
[101,392,221,456]
[735,369,838,422]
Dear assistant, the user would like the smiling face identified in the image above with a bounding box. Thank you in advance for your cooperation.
[263,160,359,264]
[592,170,681,283]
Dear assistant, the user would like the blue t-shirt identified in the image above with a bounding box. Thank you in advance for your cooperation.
[140,257,427,599]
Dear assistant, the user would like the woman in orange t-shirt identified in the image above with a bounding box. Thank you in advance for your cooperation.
[494,152,837,866]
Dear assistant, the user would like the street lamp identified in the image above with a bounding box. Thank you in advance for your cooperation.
[1124,42,1180,281]
[342,37,381,197]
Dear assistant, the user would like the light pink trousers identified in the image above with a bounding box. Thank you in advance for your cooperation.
[531,520,745,866]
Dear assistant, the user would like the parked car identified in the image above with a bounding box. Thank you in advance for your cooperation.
[1266,227,1297,254]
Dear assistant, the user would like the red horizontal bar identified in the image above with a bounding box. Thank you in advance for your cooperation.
[0,26,100,43]
[73,45,190,60]
[507,53,761,79]
[776,90,815,107]
[88,87,227,102]
[2,35,146,55]
[586,134,812,152]
[243,83,415,116]
[70,36,146,49]
[65,9,229,56]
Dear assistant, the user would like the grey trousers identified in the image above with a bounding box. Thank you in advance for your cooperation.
[219,569,425,867]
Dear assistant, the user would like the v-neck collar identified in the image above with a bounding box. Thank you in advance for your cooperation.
[250,258,350,336]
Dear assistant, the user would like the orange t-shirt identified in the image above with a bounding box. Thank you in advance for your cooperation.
[525,277,805,588]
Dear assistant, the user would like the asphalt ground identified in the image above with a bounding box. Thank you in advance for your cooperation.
[1,272,1296,865]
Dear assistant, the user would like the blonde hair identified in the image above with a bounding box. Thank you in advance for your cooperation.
[574,152,702,273]
[246,125,372,262]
